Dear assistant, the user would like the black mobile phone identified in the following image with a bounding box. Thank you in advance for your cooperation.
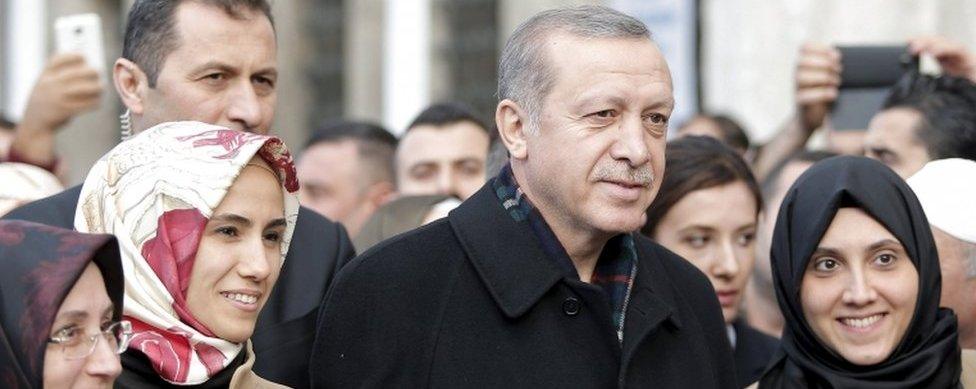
[831,45,915,130]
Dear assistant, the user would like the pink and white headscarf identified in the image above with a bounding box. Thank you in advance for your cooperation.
[74,121,300,385]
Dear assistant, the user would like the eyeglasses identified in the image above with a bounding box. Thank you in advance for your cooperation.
[47,320,133,360]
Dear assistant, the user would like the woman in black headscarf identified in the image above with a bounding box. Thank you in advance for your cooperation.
[758,155,966,388]
[0,220,129,388]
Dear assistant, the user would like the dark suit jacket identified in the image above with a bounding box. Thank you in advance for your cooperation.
[3,185,355,388]
[732,320,779,388]
[310,184,737,388]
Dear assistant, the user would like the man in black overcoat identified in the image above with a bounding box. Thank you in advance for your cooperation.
[2,1,354,387]
[310,5,736,388]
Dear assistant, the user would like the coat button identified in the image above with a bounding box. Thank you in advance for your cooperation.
[562,297,581,316]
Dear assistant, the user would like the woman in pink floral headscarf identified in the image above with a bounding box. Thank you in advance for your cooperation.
[75,121,299,388]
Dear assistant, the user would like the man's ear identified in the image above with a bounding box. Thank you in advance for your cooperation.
[495,99,530,160]
[113,58,148,115]
[365,181,397,209]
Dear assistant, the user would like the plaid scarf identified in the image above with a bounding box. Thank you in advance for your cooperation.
[493,165,638,342]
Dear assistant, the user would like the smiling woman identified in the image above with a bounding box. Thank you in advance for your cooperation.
[759,156,965,388]
[800,208,919,367]
[74,121,298,388]
[0,221,126,389]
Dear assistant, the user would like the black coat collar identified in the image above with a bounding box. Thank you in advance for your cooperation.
[619,238,685,367]
[448,184,564,319]
[448,183,684,342]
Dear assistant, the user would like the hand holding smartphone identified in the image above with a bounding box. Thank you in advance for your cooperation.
[831,45,917,130]
[54,13,106,79]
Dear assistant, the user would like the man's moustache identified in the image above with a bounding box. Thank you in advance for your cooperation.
[593,164,654,186]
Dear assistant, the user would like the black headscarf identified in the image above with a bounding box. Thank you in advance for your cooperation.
[0,220,124,388]
[759,156,961,388]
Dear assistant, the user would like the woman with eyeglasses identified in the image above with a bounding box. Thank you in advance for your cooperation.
[0,220,132,388]
[75,122,299,388]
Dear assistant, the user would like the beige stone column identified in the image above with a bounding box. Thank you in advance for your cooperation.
[270,0,313,149]
[344,0,385,125]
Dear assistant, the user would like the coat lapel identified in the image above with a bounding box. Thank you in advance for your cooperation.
[620,238,684,369]
[447,185,565,319]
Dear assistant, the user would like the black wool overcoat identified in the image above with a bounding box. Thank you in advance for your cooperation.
[732,320,779,388]
[310,184,737,388]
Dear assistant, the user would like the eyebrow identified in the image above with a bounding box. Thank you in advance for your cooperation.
[55,310,88,322]
[811,247,842,259]
[643,98,676,112]
[452,157,485,165]
[866,239,903,253]
[678,225,715,234]
[575,94,671,114]
[189,61,236,76]
[408,162,439,172]
[302,182,330,191]
[735,223,757,232]
[254,67,278,78]
[55,305,113,323]
[813,239,903,257]
[266,218,287,229]
[866,146,894,156]
[211,213,252,227]
[577,94,627,108]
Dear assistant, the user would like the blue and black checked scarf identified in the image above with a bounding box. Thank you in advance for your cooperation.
[493,164,638,342]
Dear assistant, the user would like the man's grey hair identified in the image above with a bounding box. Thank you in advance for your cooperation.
[497,5,651,130]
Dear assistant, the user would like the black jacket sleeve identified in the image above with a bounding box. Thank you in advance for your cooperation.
[252,206,356,388]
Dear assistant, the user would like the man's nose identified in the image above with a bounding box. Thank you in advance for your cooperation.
[225,80,265,134]
[437,170,459,197]
[608,115,651,167]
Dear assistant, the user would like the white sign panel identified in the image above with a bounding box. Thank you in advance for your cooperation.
[613,0,698,133]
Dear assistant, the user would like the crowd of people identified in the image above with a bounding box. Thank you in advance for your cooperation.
[1,0,976,388]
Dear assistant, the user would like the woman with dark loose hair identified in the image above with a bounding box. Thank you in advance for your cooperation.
[642,136,776,387]
[758,155,974,388]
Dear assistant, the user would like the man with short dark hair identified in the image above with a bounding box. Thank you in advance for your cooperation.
[311,6,735,387]
[865,73,976,177]
[298,120,397,237]
[2,1,353,387]
[115,0,277,134]
[396,102,491,199]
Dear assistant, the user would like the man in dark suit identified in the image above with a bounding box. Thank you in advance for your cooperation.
[310,6,736,388]
[2,1,354,387]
